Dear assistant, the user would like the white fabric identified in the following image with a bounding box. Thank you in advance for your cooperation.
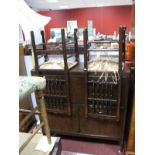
[18,0,51,41]
[19,24,24,44]
[35,136,57,152]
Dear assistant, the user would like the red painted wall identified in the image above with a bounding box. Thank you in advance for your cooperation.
[38,5,132,41]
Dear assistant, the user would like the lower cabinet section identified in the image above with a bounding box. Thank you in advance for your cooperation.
[47,104,123,141]
[47,76,129,153]
[31,65,130,150]
[79,104,121,140]
[47,105,79,133]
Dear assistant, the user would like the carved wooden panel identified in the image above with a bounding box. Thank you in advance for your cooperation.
[86,73,120,120]
[43,75,71,115]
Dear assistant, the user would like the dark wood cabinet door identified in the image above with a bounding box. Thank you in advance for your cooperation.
[47,104,79,134]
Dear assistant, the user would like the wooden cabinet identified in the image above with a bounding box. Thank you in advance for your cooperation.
[30,27,130,151]
[31,63,130,150]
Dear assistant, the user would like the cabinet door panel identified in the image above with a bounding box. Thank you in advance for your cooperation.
[47,105,79,133]
[79,76,129,141]
[79,104,121,140]
[70,75,85,104]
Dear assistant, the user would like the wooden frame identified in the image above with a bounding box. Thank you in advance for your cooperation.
[19,89,51,153]
[83,26,126,121]
[30,29,79,115]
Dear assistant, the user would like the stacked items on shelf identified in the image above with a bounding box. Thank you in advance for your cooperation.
[83,26,128,150]
[31,26,130,152]
[31,28,79,115]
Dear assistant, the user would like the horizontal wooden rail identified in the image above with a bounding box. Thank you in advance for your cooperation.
[19,107,38,130]
[88,97,117,102]
[19,109,40,115]
[87,113,117,120]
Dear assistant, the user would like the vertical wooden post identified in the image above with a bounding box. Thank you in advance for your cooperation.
[119,25,126,69]
[61,29,71,115]
[36,90,51,144]
[40,30,48,62]
[30,31,39,72]
[40,30,46,50]
[61,29,68,70]
[83,29,88,70]
[74,28,79,62]
[127,95,135,152]
[83,28,88,117]
[117,26,126,122]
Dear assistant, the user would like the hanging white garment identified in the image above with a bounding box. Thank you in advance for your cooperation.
[18,0,51,41]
